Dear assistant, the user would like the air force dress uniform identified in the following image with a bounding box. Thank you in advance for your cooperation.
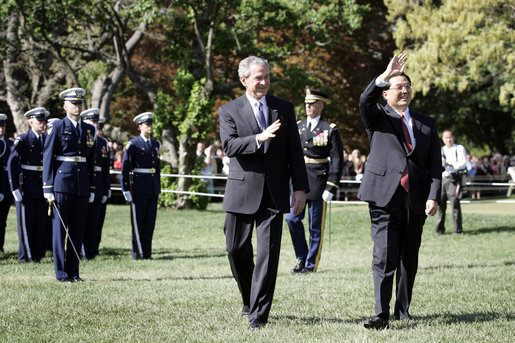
[0,114,14,254]
[285,89,344,273]
[121,112,161,259]
[8,108,50,262]
[81,109,111,259]
[43,88,96,281]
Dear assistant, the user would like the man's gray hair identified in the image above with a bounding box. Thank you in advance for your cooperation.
[238,56,269,78]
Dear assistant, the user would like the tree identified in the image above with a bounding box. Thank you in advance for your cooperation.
[384,0,514,154]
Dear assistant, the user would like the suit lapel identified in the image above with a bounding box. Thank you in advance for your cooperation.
[238,95,261,134]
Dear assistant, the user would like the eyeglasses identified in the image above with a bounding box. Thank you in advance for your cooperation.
[388,83,412,92]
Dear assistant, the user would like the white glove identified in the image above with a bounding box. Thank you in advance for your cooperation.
[107,189,112,199]
[102,195,108,204]
[0,193,4,202]
[12,189,23,202]
[44,192,55,204]
[89,192,95,203]
[322,190,333,202]
[123,191,133,203]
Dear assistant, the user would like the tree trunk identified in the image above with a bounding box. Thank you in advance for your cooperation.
[175,135,197,209]
[3,14,29,133]
[161,128,178,168]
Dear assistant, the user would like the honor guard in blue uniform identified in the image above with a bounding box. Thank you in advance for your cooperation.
[81,109,111,259]
[286,89,343,273]
[121,112,161,259]
[43,88,96,282]
[8,107,50,262]
[0,114,14,255]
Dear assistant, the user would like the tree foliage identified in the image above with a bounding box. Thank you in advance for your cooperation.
[385,0,514,154]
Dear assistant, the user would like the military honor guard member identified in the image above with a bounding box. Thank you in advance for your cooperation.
[0,113,14,255]
[81,109,111,259]
[121,112,161,259]
[8,107,50,262]
[285,89,343,273]
[43,88,96,282]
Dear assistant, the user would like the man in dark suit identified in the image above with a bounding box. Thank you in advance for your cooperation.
[286,88,343,274]
[358,54,441,329]
[43,88,96,283]
[219,56,309,329]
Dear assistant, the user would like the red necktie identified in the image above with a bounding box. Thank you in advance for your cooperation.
[399,112,412,192]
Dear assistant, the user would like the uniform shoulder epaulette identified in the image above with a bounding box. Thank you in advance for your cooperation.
[125,141,132,150]
[297,120,302,124]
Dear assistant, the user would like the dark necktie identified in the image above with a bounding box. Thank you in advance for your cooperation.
[307,121,312,132]
[257,103,267,132]
[40,135,44,148]
[399,112,412,192]
[147,139,152,150]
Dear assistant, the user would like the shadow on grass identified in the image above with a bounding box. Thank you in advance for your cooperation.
[420,261,514,270]
[98,247,226,261]
[108,274,233,282]
[466,226,514,235]
[394,311,513,329]
[273,314,349,325]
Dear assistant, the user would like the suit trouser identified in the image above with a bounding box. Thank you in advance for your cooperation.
[15,198,48,262]
[52,192,88,279]
[285,199,326,270]
[132,193,158,259]
[435,177,462,234]
[224,192,283,323]
[369,185,426,319]
[83,196,103,258]
[0,197,12,251]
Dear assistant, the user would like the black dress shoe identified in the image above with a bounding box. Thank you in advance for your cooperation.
[249,320,266,329]
[241,305,251,316]
[364,316,389,329]
[299,267,314,273]
[71,277,85,283]
[291,258,306,273]
[58,277,72,283]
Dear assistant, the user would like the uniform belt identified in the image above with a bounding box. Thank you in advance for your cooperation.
[21,164,43,172]
[133,168,156,174]
[56,155,87,163]
[94,166,102,172]
[304,156,329,164]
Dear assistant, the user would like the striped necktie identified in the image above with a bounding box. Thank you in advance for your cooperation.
[399,112,412,192]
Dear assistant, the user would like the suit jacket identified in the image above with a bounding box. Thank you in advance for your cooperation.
[43,117,96,196]
[357,79,441,214]
[219,94,309,214]
[120,135,161,196]
[8,130,45,199]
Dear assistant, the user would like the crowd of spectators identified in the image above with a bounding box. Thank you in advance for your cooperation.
[105,137,515,201]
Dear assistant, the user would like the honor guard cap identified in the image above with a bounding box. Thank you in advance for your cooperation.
[59,88,86,103]
[47,118,60,129]
[134,112,154,125]
[24,107,50,121]
[80,108,100,121]
[0,114,7,126]
[304,88,328,104]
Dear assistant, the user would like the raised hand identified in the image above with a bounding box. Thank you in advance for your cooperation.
[257,119,281,143]
[382,53,407,81]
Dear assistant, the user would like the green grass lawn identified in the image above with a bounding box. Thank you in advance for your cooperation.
[0,201,513,342]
